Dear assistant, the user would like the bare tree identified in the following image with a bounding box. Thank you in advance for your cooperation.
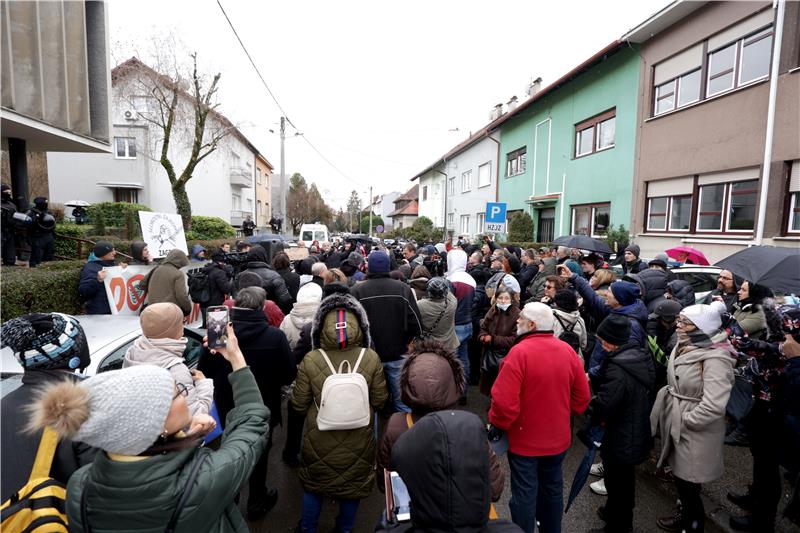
[114,40,231,229]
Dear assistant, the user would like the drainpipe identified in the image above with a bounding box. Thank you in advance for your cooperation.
[486,133,501,202]
[433,164,448,239]
[754,0,785,245]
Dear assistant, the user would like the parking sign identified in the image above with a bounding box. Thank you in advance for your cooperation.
[485,202,507,234]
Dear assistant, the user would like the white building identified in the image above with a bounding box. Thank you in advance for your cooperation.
[47,58,262,228]
[412,129,501,243]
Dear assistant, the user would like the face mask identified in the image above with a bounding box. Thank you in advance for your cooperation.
[497,303,511,311]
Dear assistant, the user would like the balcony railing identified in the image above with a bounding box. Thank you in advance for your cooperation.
[230,210,250,226]
[230,167,253,188]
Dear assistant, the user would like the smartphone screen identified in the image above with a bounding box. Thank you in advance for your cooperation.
[206,306,229,349]
[390,471,411,522]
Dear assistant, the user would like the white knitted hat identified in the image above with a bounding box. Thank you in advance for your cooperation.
[74,365,175,455]
[296,282,323,304]
[680,301,726,335]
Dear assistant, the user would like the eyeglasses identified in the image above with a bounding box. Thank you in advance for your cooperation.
[675,317,693,327]
[173,382,189,400]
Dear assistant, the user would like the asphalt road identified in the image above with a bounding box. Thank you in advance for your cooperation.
[240,386,719,533]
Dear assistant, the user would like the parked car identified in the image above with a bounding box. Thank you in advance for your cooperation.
[1,315,205,380]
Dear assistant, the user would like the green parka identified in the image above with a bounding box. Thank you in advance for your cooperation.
[65,367,269,532]
[291,292,388,500]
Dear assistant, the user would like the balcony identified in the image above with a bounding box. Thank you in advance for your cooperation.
[230,210,250,226]
[230,167,253,188]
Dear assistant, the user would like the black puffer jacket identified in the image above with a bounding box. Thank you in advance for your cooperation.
[592,343,655,465]
[667,279,695,308]
[239,246,292,313]
[276,267,300,303]
[384,410,521,533]
[626,269,668,313]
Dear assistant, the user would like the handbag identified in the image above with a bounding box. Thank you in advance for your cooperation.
[481,348,506,374]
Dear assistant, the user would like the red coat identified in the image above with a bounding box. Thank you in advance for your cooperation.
[489,331,590,457]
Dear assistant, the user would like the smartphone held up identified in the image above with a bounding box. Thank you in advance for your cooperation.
[206,306,229,349]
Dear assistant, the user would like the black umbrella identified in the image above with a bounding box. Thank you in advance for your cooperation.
[716,245,800,294]
[552,235,614,254]
[565,425,604,513]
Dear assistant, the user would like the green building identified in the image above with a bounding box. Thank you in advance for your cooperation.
[494,43,640,243]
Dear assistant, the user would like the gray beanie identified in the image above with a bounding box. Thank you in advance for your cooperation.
[624,244,641,258]
[34,365,175,455]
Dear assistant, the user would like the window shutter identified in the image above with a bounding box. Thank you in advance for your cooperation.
[647,176,694,197]
[708,9,773,50]
[654,44,703,85]
[790,160,800,193]
[698,167,759,186]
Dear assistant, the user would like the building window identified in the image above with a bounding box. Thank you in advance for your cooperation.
[113,188,138,203]
[257,200,262,216]
[114,137,136,159]
[256,168,262,185]
[654,69,701,115]
[460,215,470,235]
[647,197,669,231]
[646,195,693,232]
[232,194,241,210]
[696,179,759,232]
[707,26,773,97]
[506,147,526,177]
[422,185,428,201]
[449,178,456,196]
[727,180,758,231]
[574,109,615,158]
[461,170,472,192]
[477,212,485,233]
[788,193,800,233]
[478,162,491,188]
[571,203,610,237]
[447,212,454,228]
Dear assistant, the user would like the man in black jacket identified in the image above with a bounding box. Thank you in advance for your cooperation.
[351,250,421,413]
[589,314,655,533]
[1,313,97,502]
[1,184,17,265]
[200,252,234,327]
[200,286,295,520]
[239,245,293,313]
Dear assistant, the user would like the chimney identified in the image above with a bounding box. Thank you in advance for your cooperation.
[507,95,518,112]
[526,77,543,98]
[489,103,504,120]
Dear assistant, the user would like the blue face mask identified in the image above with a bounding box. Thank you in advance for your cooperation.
[497,303,511,311]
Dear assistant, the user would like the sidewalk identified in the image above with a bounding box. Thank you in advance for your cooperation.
[639,443,798,533]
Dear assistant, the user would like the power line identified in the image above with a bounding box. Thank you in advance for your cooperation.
[215,0,368,189]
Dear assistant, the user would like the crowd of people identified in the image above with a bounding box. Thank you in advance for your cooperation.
[2,234,799,533]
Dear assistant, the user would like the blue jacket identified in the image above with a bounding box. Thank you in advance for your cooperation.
[571,274,648,378]
[78,259,116,314]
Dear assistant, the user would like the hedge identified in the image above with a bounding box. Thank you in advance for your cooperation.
[186,216,236,240]
[1,239,244,321]
[86,202,151,229]
[1,264,84,321]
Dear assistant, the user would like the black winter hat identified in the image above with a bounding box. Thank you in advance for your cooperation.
[652,299,682,320]
[93,240,115,258]
[596,314,630,346]
[553,289,578,312]
[1,313,90,371]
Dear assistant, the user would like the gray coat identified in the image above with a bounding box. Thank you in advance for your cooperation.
[650,337,735,483]
[417,293,459,351]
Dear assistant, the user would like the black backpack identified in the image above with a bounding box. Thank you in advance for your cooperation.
[555,313,581,354]
[188,269,211,305]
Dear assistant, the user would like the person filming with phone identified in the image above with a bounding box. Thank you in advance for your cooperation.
[29,324,270,531]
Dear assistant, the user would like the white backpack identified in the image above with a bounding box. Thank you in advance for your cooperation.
[315,348,371,431]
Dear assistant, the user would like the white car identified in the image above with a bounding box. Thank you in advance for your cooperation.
[1,315,206,395]
[612,264,721,303]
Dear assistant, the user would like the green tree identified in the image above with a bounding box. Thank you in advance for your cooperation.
[508,212,534,242]
[359,215,383,234]
[605,224,631,255]
[118,53,229,230]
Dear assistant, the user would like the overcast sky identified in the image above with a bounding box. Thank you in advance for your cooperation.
[109,0,670,210]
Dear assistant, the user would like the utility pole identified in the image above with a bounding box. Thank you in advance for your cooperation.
[279,116,286,236]
[368,186,373,238]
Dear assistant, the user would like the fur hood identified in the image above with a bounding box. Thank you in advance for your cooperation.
[400,339,465,413]
[310,292,371,350]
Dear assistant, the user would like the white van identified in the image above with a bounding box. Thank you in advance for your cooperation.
[299,223,330,244]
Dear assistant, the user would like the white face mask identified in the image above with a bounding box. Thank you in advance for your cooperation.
[497,303,511,311]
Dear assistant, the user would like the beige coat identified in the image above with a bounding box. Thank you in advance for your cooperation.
[650,338,734,483]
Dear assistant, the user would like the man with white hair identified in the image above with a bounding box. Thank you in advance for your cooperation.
[489,302,591,533]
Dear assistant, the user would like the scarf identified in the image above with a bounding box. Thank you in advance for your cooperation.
[125,336,188,368]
